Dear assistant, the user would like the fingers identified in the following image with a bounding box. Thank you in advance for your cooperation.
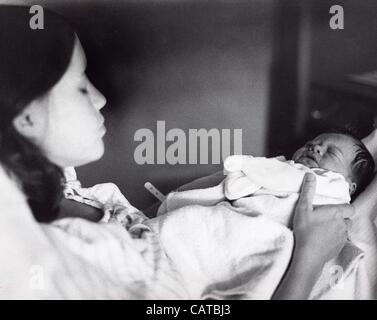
[335,204,355,219]
[296,173,317,211]
[319,204,355,219]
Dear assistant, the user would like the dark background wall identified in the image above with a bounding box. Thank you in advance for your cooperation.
[6,0,275,210]
[310,0,377,83]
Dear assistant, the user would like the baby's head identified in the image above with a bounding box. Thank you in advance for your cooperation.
[292,132,375,196]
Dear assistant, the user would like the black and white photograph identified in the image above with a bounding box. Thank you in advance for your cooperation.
[1,0,377,304]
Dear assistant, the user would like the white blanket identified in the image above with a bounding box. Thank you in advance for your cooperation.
[149,202,294,299]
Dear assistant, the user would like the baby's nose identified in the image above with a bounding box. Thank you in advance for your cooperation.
[308,143,323,155]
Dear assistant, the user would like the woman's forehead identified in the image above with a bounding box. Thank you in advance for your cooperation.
[68,37,87,73]
[51,37,86,88]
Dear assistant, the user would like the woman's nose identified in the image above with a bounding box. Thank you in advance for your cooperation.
[90,82,107,110]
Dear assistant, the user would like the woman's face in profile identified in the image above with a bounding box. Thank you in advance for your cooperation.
[14,36,107,168]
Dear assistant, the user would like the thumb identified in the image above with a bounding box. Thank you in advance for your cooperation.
[296,173,317,212]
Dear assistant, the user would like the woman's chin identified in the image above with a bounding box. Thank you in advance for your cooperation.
[69,142,105,167]
[91,141,105,161]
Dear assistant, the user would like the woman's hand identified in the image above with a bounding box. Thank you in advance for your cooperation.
[293,173,353,265]
[272,173,353,299]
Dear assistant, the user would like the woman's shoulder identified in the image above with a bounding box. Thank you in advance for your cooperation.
[62,167,148,226]
[63,167,132,208]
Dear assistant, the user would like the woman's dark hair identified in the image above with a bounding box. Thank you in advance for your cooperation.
[0,6,76,222]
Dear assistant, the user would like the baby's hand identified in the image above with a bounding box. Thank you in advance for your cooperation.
[106,204,147,230]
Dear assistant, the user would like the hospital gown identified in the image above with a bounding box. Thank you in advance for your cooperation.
[0,167,189,299]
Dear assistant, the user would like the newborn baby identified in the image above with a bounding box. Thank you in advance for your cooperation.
[158,132,375,226]
[225,132,374,196]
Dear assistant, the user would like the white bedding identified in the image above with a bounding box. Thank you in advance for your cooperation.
[1,164,376,299]
[148,202,294,299]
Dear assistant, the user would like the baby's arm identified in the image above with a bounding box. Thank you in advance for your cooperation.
[157,183,225,216]
[177,171,226,191]
[144,171,225,217]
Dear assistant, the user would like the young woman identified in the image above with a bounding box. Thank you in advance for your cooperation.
[0,6,188,299]
[0,5,373,299]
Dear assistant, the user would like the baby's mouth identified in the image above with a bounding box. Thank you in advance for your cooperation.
[297,154,319,168]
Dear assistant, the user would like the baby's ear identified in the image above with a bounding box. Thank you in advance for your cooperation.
[349,182,357,196]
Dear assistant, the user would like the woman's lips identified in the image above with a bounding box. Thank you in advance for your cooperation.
[99,123,106,136]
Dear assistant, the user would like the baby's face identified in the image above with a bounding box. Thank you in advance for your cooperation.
[292,133,357,181]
